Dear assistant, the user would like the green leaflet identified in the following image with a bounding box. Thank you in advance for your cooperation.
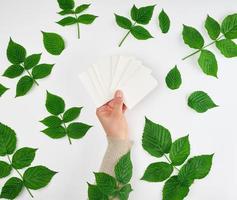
[67,122,92,139]
[88,184,109,200]
[0,177,23,199]
[63,107,82,122]
[42,31,65,55]
[23,165,57,190]
[118,184,132,200]
[32,64,54,79]
[7,38,26,64]
[165,65,182,90]
[46,91,65,115]
[42,126,66,139]
[24,54,42,70]
[56,2,97,39]
[16,75,34,97]
[188,91,218,113]
[142,117,172,158]
[0,161,12,178]
[221,13,237,39]
[159,9,170,34]
[216,39,237,58]
[40,116,62,127]
[198,49,218,77]
[3,64,24,78]
[141,162,173,182]
[205,15,220,40]
[0,84,9,97]
[115,4,154,46]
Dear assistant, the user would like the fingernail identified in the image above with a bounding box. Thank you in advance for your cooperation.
[115,90,123,98]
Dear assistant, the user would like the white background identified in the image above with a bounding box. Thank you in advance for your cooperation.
[0,0,236,199]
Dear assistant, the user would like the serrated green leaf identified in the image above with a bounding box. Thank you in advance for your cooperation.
[42,31,65,55]
[118,184,132,200]
[40,116,62,127]
[115,14,132,30]
[205,15,220,40]
[77,14,97,24]
[16,75,34,97]
[182,25,204,49]
[57,17,77,26]
[67,122,92,139]
[131,25,153,40]
[63,107,82,123]
[130,5,155,25]
[3,64,24,78]
[57,0,75,10]
[23,165,57,190]
[0,84,9,97]
[46,91,65,115]
[115,151,132,184]
[188,91,218,113]
[169,135,190,166]
[88,183,109,200]
[142,117,172,157]
[221,13,237,39]
[0,123,17,156]
[0,161,12,178]
[163,176,190,200]
[32,64,54,79]
[42,126,66,139]
[216,39,237,58]
[94,172,117,196]
[178,155,213,184]
[198,49,218,77]
[12,147,37,169]
[7,38,26,64]
[159,9,170,34]
[24,53,42,70]
[75,4,90,14]
[165,65,182,90]
[141,162,173,182]
[0,177,23,199]
[58,9,75,15]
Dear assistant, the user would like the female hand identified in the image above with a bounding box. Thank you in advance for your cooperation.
[96,90,128,140]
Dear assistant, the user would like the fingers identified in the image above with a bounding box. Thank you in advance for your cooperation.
[113,90,124,112]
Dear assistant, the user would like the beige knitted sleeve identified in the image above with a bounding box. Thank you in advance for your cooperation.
[99,136,133,176]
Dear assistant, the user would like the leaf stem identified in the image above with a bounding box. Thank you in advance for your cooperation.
[74,13,80,39]
[118,22,136,47]
[60,114,72,145]
[7,155,34,198]
[21,64,39,86]
[163,154,180,172]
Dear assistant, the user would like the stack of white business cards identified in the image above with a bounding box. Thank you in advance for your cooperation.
[79,56,158,109]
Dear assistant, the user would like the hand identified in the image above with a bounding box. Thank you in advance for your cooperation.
[96,90,128,140]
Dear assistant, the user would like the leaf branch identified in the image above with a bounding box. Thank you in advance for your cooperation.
[59,114,72,145]
[21,64,39,86]
[74,13,80,39]
[163,153,180,172]
[118,22,136,47]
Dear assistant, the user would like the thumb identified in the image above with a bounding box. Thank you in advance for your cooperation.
[113,90,124,112]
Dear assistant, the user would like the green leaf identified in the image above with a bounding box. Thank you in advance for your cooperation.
[57,0,75,10]
[58,9,75,15]
[0,123,17,156]
[94,172,117,195]
[23,165,57,190]
[162,176,190,200]
[7,38,26,64]
[159,9,170,34]
[77,14,97,24]
[42,126,66,139]
[114,151,132,184]
[40,116,62,127]
[165,65,182,90]
[0,161,12,178]
[46,91,65,115]
[115,14,132,30]
[0,177,23,199]
[169,135,190,166]
[205,15,220,40]
[198,50,218,77]
[130,5,155,25]
[57,17,77,26]
[118,184,132,200]
[142,117,172,157]
[67,122,92,139]
[32,64,54,79]
[24,53,42,70]
[182,25,204,49]
[75,4,90,14]
[178,155,213,184]
[3,64,24,78]
[221,13,237,39]
[16,75,34,97]
[42,31,65,55]
[0,84,9,97]
[131,26,153,40]
[12,147,37,169]
[63,107,82,123]
[216,39,237,58]
[188,91,218,113]
[141,162,173,182]
[88,183,109,200]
